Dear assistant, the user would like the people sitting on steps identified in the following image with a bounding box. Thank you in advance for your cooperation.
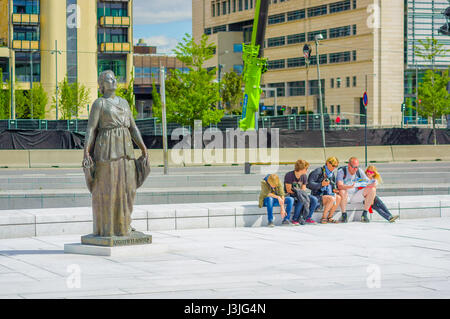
[284,159,319,225]
[307,157,342,224]
[259,174,294,227]
[336,157,377,223]
[365,165,400,223]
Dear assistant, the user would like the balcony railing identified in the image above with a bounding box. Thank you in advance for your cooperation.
[99,16,130,27]
[12,13,39,25]
[12,40,39,50]
[100,42,130,53]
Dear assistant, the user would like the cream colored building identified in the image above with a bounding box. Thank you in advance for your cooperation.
[193,0,404,126]
[0,0,133,120]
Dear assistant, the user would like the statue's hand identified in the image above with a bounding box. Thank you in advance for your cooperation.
[83,152,94,168]
[142,148,148,160]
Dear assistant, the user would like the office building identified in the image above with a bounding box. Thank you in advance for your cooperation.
[0,0,133,119]
[193,0,405,125]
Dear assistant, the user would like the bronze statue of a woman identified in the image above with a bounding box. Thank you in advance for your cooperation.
[82,70,149,243]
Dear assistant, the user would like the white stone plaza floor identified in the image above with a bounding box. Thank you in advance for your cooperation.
[0,217,450,299]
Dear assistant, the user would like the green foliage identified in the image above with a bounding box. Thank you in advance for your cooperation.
[416,69,450,145]
[151,33,223,127]
[414,38,449,68]
[221,71,243,114]
[0,69,11,119]
[116,70,137,118]
[15,90,28,118]
[54,77,90,120]
[173,33,216,71]
[29,84,49,119]
[151,79,161,115]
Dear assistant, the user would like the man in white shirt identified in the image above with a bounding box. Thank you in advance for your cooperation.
[336,157,376,223]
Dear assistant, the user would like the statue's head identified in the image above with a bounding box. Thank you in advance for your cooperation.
[98,70,117,95]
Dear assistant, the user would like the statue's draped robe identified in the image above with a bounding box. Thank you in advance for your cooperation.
[91,97,137,237]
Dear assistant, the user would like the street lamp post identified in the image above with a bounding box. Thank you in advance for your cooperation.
[364,73,376,167]
[50,40,62,120]
[303,44,311,130]
[315,34,325,149]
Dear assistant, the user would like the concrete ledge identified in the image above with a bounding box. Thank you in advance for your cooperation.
[64,243,168,257]
[0,150,29,168]
[0,195,449,239]
[392,145,450,162]
[29,149,84,168]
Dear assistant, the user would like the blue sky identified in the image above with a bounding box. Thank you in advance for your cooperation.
[133,0,192,55]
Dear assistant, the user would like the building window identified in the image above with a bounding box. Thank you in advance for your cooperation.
[353,0,357,9]
[337,105,341,114]
[346,76,350,87]
[13,0,40,14]
[245,0,249,10]
[98,55,127,82]
[268,13,285,25]
[97,1,128,17]
[267,59,285,70]
[352,50,357,61]
[288,81,306,96]
[329,0,351,14]
[308,79,325,95]
[267,36,285,47]
[239,0,243,11]
[204,28,212,35]
[330,105,334,114]
[331,78,334,88]
[336,77,341,88]
[352,24,357,35]
[308,29,327,41]
[308,5,327,17]
[268,82,285,97]
[353,76,357,87]
[287,9,306,21]
[223,1,227,14]
[212,3,215,17]
[329,26,351,39]
[233,64,243,74]
[233,43,243,52]
[329,51,351,63]
[233,0,236,12]
[287,57,306,68]
[213,25,227,33]
[13,26,39,41]
[309,54,327,65]
[287,33,305,44]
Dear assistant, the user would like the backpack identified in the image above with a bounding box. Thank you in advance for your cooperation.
[338,166,362,180]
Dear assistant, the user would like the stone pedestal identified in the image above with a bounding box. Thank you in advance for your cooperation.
[64,242,168,257]
[81,231,152,247]
[64,231,166,257]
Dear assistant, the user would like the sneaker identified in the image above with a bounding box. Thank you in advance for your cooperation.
[282,219,292,226]
[305,218,318,225]
[268,221,275,227]
[299,217,306,225]
[341,212,348,223]
[389,215,400,223]
[291,220,300,226]
[361,211,370,223]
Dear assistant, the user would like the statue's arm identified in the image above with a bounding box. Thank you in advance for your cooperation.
[83,99,102,165]
[129,111,148,158]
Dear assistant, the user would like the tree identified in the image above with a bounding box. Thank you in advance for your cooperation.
[28,84,48,119]
[417,69,450,145]
[15,89,28,119]
[54,77,90,120]
[414,37,450,145]
[151,79,161,117]
[221,71,243,114]
[0,69,10,119]
[116,70,137,119]
[152,33,224,127]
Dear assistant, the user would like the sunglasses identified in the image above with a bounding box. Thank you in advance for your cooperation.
[366,170,375,175]
[350,164,359,169]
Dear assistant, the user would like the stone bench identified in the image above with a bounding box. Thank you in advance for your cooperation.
[0,195,449,239]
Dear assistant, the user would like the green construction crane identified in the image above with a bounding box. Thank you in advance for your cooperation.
[239,0,269,131]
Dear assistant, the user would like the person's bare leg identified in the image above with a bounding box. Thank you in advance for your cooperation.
[322,196,333,220]
[328,195,341,219]
[339,190,348,212]
[363,187,376,211]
